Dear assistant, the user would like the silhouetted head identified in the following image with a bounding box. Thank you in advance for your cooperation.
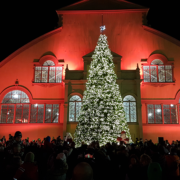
[71,162,93,180]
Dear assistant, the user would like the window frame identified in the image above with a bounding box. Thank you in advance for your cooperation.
[68,95,82,122]
[34,66,63,83]
[146,103,179,124]
[32,55,64,86]
[143,64,173,83]
[123,95,137,123]
[0,88,61,124]
[141,54,174,84]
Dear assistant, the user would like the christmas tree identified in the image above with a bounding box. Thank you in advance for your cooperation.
[74,33,132,147]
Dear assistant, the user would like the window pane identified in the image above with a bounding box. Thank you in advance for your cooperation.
[0,105,14,123]
[69,95,82,122]
[37,105,44,123]
[163,104,177,124]
[42,67,48,83]
[123,102,130,122]
[69,102,75,122]
[143,66,150,82]
[30,105,37,123]
[49,67,56,83]
[23,105,29,123]
[35,67,41,82]
[163,107,170,124]
[45,104,52,123]
[171,107,177,124]
[70,95,81,102]
[130,102,137,122]
[165,65,172,82]
[15,104,29,123]
[30,104,44,123]
[43,60,55,66]
[155,105,162,123]
[151,59,163,65]
[150,66,157,82]
[56,67,62,83]
[76,102,82,121]
[148,104,162,124]
[147,104,155,123]
[52,104,59,123]
[123,95,135,101]
[2,90,29,104]
[158,66,165,82]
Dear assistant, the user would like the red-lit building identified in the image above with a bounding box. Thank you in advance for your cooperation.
[1,0,180,143]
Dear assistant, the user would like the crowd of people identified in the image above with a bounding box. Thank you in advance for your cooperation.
[0,131,180,180]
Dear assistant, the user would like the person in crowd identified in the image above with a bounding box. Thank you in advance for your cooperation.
[71,162,93,180]
[65,132,73,144]
[139,154,152,180]
[1,131,180,180]
[7,131,24,156]
[165,147,180,179]
[47,153,68,180]
[13,152,38,180]
[147,162,162,180]
[127,154,140,180]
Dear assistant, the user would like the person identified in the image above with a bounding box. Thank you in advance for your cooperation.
[117,131,129,144]
[147,162,162,180]
[127,154,140,180]
[7,131,24,156]
[13,152,38,180]
[165,148,180,179]
[139,154,152,180]
[71,162,93,180]
[65,132,73,144]
[47,153,68,180]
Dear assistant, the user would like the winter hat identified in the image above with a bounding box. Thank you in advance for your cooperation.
[46,136,51,143]
[24,152,35,163]
[147,162,162,180]
[56,153,66,162]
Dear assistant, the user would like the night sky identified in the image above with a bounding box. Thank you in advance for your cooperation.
[1,0,179,62]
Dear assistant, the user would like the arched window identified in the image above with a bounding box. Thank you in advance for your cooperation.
[34,60,62,83]
[69,95,82,122]
[143,59,173,82]
[43,60,55,66]
[123,95,137,122]
[1,90,30,124]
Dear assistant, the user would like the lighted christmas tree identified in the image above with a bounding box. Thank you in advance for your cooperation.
[74,31,132,147]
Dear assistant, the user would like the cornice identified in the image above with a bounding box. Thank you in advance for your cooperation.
[56,9,148,14]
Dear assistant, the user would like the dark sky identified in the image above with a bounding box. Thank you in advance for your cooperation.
[0,0,179,61]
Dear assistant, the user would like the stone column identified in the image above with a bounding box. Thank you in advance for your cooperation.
[63,103,68,136]
[135,64,143,139]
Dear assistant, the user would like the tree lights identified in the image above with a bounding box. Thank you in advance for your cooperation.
[74,34,132,147]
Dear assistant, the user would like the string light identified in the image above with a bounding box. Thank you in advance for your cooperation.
[74,33,132,147]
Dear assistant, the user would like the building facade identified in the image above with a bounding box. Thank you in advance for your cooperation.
[1,0,180,143]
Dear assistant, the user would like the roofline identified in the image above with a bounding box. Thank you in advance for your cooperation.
[56,9,149,14]
[0,27,62,68]
[142,25,180,47]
